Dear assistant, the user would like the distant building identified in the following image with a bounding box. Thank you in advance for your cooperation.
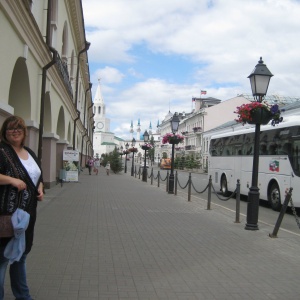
[93,80,125,156]
[157,96,250,168]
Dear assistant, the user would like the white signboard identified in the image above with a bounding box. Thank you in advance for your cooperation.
[63,150,79,182]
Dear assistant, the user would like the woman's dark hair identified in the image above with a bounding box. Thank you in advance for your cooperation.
[0,115,27,146]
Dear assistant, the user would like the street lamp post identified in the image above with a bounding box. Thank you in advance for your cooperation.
[131,138,136,176]
[124,143,129,173]
[245,57,273,231]
[142,130,149,182]
[168,113,180,194]
[119,146,123,168]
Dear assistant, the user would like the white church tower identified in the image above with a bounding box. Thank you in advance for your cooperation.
[93,79,115,157]
[93,79,110,132]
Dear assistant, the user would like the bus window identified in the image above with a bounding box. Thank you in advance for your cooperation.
[246,146,253,155]
[259,144,268,155]
[268,143,277,155]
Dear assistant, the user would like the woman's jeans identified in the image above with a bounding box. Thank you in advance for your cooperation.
[0,245,32,300]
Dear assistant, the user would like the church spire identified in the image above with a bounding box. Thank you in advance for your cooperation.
[94,79,104,104]
[130,120,134,140]
[136,118,141,140]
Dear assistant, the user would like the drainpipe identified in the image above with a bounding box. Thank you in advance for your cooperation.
[73,41,91,150]
[80,129,88,167]
[80,83,92,166]
[38,47,58,161]
[38,0,57,161]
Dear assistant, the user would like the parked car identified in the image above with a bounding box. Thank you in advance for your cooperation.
[160,158,171,169]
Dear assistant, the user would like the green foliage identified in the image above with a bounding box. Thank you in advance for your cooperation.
[162,152,168,159]
[102,149,123,173]
[178,156,185,170]
[174,157,180,169]
[185,155,200,169]
[148,136,155,163]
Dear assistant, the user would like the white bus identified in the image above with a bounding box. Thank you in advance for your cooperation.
[208,115,300,211]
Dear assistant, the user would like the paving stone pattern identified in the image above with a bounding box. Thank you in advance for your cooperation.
[4,167,300,299]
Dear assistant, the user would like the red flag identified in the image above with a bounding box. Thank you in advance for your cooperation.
[201,90,207,95]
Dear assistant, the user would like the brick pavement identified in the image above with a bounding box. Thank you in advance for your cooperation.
[4,166,300,299]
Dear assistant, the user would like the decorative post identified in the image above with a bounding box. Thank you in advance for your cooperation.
[168,113,180,194]
[245,57,273,231]
[142,131,149,182]
[124,143,129,173]
[131,138,136,176]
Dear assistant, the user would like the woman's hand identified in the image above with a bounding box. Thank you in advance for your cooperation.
[11,178,27,192]
[0,174,26,191]
[37,183,44,201]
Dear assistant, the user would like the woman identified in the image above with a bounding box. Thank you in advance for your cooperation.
[87,156,94,175]
[0,116,44,300]
[94,158,100,175]
[106,161,110,176]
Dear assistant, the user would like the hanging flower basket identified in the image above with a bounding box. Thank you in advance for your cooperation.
[234,102,284,126]
[162,133,184,145]
[141,143,153,151]
[128,147,138,153]
[247,108,272,125]
[123,150,130,155]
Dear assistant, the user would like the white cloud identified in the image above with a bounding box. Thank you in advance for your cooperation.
[82,0,300,139]
[95,67,125,84]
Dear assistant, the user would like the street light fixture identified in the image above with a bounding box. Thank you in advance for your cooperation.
[131,138,136,176]
[142,130,149,182]
[168,113,180,194]
[124,143,129,173]
[245,57,273,231]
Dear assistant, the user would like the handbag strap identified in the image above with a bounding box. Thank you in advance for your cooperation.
[1,148,23,208]
[1,148,20,179]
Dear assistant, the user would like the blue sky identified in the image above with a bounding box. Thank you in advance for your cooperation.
[82,0,300,139]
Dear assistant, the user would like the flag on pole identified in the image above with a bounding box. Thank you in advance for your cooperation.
[192,97,196,102]
[201,90,207,95]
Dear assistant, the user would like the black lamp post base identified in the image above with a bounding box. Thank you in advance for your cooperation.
[168,174,174,194]
[245,186,260,230]
[142,168,147,182]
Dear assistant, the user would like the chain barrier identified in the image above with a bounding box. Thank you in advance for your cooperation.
[191,181,209,194]
[159,173,168,181]
[270,188,293,238]
[289,197,300,229]
[211,183,237,201]
[177,177,189,189]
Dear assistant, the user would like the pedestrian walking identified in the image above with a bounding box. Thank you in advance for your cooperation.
[105,161,110,176]
[94,158,100,175]
[0,115,44,300]
[87,157,94,175]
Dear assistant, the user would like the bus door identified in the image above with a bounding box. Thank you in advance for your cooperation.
[291,137,300,202]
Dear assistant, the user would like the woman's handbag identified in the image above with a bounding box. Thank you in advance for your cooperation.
[0,215,14,237]
[0,149,23,238]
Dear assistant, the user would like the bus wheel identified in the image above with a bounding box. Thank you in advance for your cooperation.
[268,183,282,211]
[221,175,229,196]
